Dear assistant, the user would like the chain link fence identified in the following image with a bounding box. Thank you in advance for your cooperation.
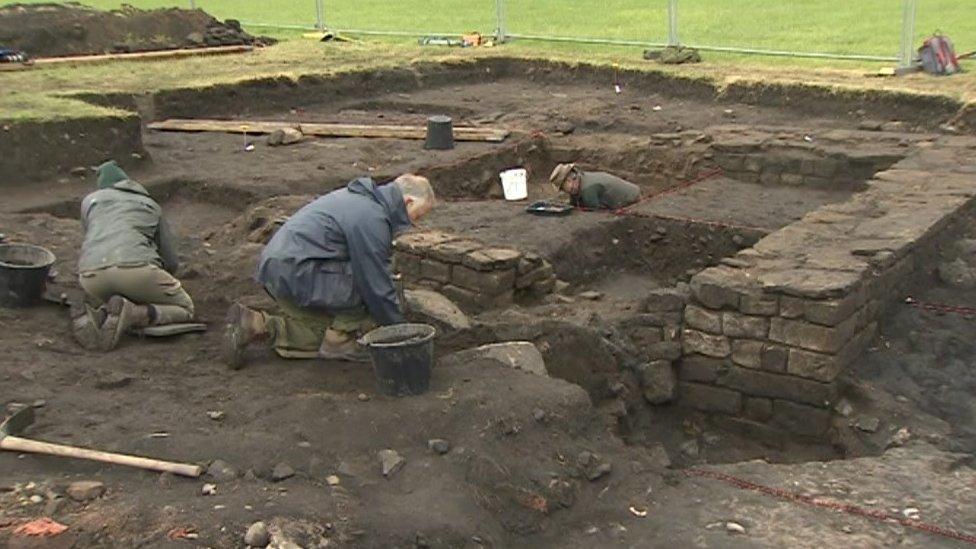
[20,0,965,68]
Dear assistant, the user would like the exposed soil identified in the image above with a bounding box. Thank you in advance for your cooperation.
[0,3,271,58]
[1,64,976,547]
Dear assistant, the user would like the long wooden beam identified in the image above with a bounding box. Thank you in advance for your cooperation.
[147,118,510,143]
[0,45,253,71]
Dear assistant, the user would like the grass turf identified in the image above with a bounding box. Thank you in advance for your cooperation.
[3,1,976,122]
[12,0,976,58]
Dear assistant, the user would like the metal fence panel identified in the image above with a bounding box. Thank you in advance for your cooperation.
[504,0,667,47]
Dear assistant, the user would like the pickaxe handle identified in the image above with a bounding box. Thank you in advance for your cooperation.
[0,435,202,478]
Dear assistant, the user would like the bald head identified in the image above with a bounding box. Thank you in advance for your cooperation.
[395,174,435,222]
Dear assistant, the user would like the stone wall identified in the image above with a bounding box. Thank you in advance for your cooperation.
[675,136,976,437]
[394,231,557,313]
[709,125,910,190]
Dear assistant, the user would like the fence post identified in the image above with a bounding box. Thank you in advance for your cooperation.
[898,0,917,68]
[315,0,325,31]
[495,0,508,43]
[189,0,196,9]
[666,0,680,47]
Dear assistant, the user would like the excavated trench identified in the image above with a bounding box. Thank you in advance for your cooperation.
[13,62,937,471]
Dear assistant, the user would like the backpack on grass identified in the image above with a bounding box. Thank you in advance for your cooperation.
[918,34,961,75]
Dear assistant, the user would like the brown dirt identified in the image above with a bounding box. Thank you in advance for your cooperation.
[1,65,976,547]
[0,3,271,58]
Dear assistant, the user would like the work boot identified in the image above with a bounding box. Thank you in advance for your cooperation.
[99,296,151,351]
[319,328,369,363]
[222,302,266,370]
[71,304,104,351]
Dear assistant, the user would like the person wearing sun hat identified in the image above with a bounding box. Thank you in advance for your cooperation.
[549,163,641,210]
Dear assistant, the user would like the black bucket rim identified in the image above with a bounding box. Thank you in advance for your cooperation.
[359,323,437,349]
[0,243,56,270]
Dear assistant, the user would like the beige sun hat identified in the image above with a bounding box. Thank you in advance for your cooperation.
[549,163,577,191]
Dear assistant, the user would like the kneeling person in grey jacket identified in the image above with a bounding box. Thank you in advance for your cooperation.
[74,161,195,351]
[223,174,435,368]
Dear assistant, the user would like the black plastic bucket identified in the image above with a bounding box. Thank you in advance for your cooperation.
[424,115,455,150]
[0,244,56,308]
[359,323,437,397]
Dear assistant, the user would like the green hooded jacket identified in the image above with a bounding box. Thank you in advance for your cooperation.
[575,171,641,210]
[78,161,180,273]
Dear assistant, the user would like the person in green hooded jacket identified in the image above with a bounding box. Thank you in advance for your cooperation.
[549,163,641,210]
[72,160,194,351]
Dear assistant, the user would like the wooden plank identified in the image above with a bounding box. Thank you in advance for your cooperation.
[0,46,254,71]
[147,118,510,143]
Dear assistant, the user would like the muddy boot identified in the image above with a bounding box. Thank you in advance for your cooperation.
[71,304,104,351]
[222,302,266,370]
[99,296,151,352]
[319,329,369,363]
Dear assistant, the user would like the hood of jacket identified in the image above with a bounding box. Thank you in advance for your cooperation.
[347,176,412,236]
[96,160,130,189]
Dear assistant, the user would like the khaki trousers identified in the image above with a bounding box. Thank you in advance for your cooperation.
[79,264,194,325]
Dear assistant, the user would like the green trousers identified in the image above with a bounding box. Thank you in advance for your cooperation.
[261,297,373,359]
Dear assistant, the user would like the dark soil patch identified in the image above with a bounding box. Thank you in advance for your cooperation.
[0,3,271,58]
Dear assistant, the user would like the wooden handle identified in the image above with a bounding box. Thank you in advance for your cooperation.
[1,436,202,478]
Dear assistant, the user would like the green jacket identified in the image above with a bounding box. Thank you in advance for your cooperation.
[574,171,641,210]
[79,166,179,273]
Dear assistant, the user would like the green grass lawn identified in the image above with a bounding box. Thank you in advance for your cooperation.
[13,0,976,59]
[3,1,976,123]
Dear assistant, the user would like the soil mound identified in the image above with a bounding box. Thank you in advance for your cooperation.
[0,2,274,58]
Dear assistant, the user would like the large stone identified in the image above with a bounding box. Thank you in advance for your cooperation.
[769,315,857,354]
[637,361,676,404]
[678,382,742,414]
[515,263,554,289]
[761,344,789,373]
[722,312,768,339]
[404,289,471,331]
[645,341,682,361]
[678,355,728,383]
[730,340,763,369]
[787,348,844,382]
[743,397,773,421]
[682,329,731,358]
[802,296,863,326]
[420,259,451,283]
[719,366,836,408]
[449,342,547,377]
[644,287,689,312]
[267,127,303,146]
[244,521,270,548]
[739,292,779,316]
[429,239,483,264]
[689,267,743,310]
[772,400,833,437]
[452,265,515,294]
[67,481,105,502]
[271,463,295,482]
[635,312,683,328]
[684,305,722,334]
[395,252,422,277]
[395,231,456,254]
[462,248,522,271]
[207,459,239,481]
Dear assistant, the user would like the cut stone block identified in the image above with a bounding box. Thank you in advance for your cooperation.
[682,329,731,358]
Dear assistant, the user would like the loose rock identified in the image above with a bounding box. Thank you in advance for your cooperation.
[579,290,604,301]
[267,127,303,146]
[66,480,105,502]
[726,521,746,534]
[379,449,406,478]
[201,483,217,496]
[271,462,296,482]
[325,475,341,486]
[855,416,880,433]
[207,459,239,481]
[447,342,547,377]
[427,438,451,455]
[244,521,270,547]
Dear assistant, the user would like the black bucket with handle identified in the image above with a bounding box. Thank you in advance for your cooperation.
[0,243,56,308]
[358,323,436,397]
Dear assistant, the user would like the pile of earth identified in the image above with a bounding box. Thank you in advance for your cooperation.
[0,2,275,58]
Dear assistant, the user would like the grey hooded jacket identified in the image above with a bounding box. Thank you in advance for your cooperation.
[256,177,412,326]
[79,180,180,273]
